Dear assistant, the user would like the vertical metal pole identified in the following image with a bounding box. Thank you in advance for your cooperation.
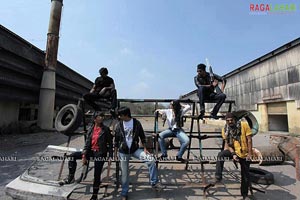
[185,102,195,170]
[37,0,63,129]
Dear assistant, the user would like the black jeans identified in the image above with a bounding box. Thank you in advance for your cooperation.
[83,89,117,110]
[197,86,226,115]
[215,149,251,197]
[68,151,105,194]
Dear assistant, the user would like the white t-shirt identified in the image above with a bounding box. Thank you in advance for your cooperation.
[159,105,191,130]
[123,118,134,149]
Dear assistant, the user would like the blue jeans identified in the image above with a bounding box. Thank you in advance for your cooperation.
[158,128,190,158]
[119,149,158,197]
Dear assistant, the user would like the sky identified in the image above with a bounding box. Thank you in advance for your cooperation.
[1,0,300,99]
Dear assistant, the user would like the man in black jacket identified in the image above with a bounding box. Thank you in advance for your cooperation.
[194,63,226,119]
[83,67,117,113]
[114,107,164,200]
[61,113,113,200]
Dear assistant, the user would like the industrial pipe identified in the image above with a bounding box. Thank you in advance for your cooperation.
[37,0,63,129]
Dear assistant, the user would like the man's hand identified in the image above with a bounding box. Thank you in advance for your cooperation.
[82,156,87,165]
[246,153,252,161]
[233,154,239,161]
[144,147,150,155]
[212,79,219,87]
[154,109,161,115]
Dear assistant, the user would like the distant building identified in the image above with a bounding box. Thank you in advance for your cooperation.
[181,38,300,134]
[0,25,92,128]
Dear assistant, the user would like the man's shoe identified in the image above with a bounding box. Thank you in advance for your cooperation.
[176,156,186,163]
[90,194,98,200]
[121,195,128,200]
[243,196,251,200]
[198,113,204,120]
[152,182,165,191]
[59,174,75,185]
[210,113,218,119]
[197,110,205,120]
[214,177,222,183]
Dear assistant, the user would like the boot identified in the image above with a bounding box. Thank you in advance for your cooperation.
[61,174,75,185]
[90,194,98,200]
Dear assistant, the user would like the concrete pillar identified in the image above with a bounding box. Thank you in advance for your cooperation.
[287,101,300,134]
[37,70,56,129]
[259,104,269,132]
[37,0,63,129]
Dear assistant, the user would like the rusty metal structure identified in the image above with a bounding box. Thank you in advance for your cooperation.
[270,135,300,181]
[37,0,63,129]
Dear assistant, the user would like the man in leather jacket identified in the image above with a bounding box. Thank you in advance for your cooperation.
[61,113,113,200]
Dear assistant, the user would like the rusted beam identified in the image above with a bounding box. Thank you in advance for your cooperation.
[37,0,63,129]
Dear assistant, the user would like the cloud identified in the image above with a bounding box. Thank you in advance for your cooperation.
[138,68,154,79]
[120,47,133,55]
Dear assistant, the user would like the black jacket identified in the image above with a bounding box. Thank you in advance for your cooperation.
[114,118,146,154]
[194,72,224,88]
[82,123,113,158]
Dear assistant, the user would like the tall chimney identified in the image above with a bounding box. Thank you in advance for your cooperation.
[37,0,63,129]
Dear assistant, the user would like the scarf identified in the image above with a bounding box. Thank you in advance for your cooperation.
[224,120,242,151]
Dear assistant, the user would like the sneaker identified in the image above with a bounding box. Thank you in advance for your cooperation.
[152,182,165,191]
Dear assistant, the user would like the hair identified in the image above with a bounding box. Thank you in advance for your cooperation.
[94,112,105,126]
[99,67,108,75]
[225,112,236,120]
[197,63,206,71]
[172,100,182,127]
[117,106,131,118]
[95,112,105,117]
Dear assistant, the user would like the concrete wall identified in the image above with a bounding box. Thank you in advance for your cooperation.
[0,101,19,127]
[0,25,92,127]
[287,101,300,133]
[224,43,300,111]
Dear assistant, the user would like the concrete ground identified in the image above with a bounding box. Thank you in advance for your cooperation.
[1,119,300,200]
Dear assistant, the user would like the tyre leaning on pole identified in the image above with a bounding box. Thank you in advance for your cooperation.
[55,104,83,135]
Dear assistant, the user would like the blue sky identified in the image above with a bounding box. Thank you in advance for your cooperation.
[1,0,300,99]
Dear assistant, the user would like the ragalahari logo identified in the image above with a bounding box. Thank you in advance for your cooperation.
[249,3,297,14]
